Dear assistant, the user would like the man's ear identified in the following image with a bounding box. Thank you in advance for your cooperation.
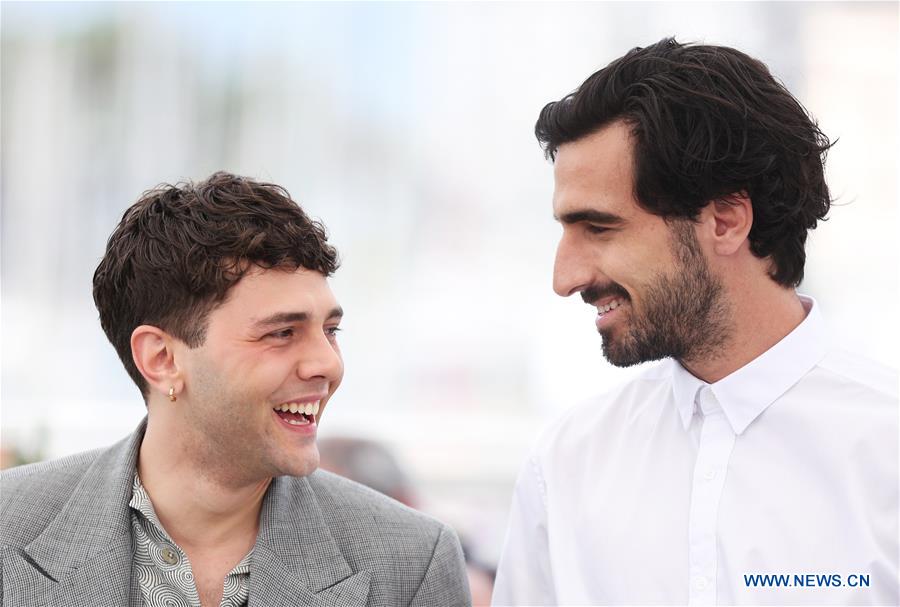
[131,325,182,400]
[703,192,753,256]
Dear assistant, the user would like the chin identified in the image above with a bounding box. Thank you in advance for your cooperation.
[279,449,320,478]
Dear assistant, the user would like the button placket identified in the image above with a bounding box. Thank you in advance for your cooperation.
[687,387,736,606]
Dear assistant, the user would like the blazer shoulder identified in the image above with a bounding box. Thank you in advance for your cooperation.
[306,469,448,540]
[0,448,104,548]
[302,470,467,600]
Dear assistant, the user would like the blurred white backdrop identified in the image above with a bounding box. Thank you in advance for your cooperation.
[2,1,897,567]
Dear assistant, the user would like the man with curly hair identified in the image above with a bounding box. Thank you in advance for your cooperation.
[494,39,897,606]
[1,172,471,607]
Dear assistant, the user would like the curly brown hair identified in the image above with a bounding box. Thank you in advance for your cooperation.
[92,171,339,398]
[535,38,833,287]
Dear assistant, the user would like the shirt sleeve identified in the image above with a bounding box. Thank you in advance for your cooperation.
[491,454,556,606]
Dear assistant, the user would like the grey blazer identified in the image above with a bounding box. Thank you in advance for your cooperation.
[0,420,472,607]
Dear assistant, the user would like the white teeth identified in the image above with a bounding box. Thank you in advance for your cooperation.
[273,400,322,416]
[286,417,310,426]
[599,299,623,313]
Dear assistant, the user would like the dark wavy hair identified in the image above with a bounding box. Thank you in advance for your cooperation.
[535,38,832,287]
[93,171,339,397]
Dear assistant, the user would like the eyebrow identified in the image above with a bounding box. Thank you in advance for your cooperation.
[251,307,344,328]
[554,209,626,226]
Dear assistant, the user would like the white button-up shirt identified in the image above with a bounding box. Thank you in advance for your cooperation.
[493,296,898,605]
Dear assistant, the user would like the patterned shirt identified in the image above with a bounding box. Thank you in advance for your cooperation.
[129,474,252,607]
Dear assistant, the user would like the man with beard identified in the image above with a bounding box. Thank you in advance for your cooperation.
[0,172,471,607]
[492,39,897,606]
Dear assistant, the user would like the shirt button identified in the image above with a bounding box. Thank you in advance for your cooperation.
[693,575,708,591]
[704,468,717,481]
[160,546,179,565]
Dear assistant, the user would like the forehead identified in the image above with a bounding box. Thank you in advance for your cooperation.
[214,266,338,322]
[552,121,640,219]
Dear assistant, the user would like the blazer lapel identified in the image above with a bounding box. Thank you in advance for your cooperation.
[10,419,370,607]
[249,475,371,607]
[14,419,146,607]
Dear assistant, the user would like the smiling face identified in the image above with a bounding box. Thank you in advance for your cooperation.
[552,121,731,366]
[172,266,344,483]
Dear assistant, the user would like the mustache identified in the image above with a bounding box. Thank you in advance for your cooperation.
[581,283,630,306]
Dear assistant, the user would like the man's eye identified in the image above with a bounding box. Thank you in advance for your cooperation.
[586,224,609,235]
[325,327,342,338]
[268,328,295,339]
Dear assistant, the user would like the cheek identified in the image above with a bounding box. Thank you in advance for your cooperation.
[616,235,672,284]
[595,245,635,285]
[236,352,304,397]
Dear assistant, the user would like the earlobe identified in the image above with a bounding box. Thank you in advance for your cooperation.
[131,325,182,400]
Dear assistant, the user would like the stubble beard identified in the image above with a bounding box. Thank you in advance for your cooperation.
[183,360,318,486]
[600,221,732,367]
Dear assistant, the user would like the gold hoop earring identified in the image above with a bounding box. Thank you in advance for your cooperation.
[168,387,177,402]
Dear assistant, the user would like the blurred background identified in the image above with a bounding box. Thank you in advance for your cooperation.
[2,2,897,601]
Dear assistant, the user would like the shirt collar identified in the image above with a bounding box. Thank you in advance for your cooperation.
[671,294,829,434]
[129,473,254,574]
[129,472,167,531]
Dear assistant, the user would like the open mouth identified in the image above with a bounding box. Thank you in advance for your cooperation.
[597,298,623,316]
[272,400,320,426]
[596,298,626,329]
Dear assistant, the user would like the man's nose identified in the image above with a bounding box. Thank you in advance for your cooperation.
[296,333,343,382]
[553,234,593,298]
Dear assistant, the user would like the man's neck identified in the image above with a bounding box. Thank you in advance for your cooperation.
[136,423,271,552]
[680,287,807,384]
